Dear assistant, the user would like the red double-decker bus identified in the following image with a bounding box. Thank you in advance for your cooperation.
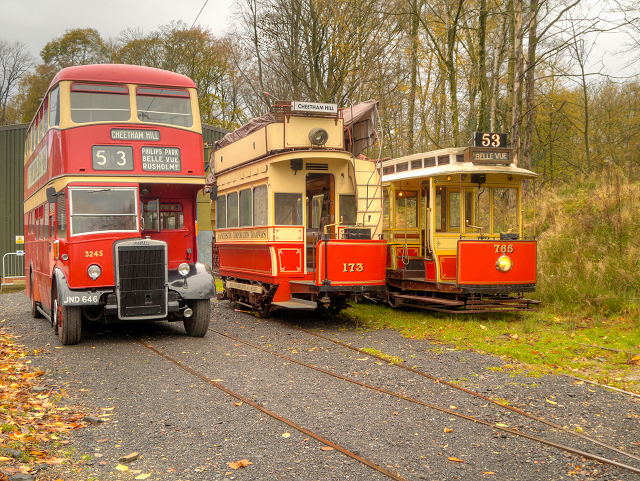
[24,64,215,345]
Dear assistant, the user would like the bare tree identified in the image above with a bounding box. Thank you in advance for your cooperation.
[0,39,33,125]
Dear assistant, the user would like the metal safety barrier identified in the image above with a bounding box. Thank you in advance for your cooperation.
[1,252,25,290]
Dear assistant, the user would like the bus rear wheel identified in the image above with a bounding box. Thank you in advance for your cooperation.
[58,301,82,345]
[183,300,210,337]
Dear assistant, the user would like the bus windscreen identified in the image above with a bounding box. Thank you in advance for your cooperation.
[69,188,139,235]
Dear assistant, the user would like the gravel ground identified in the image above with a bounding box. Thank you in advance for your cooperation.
[0,291,639,481]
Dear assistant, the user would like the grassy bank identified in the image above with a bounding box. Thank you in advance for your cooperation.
[341,168,640,393]
[341,303,640,393]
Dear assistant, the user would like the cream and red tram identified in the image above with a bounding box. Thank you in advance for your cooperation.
[206,101,387,316]
[380,139,539,312]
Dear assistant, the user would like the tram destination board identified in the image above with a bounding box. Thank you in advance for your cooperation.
[473,131,507,148]
[141,147,181,172]
[464,146,513,165]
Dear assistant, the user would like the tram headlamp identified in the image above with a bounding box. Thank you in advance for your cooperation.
[309,127,329,146]
[496,255,513,273]
[87,264,102,281]
[178,262,190,277]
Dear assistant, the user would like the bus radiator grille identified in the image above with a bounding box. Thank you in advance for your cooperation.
[116,245,167,319]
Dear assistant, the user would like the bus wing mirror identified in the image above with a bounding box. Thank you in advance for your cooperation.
[46,187,58,204]
[209,186,218,200]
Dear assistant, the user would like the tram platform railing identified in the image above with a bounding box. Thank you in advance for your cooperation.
[1,252,25,291]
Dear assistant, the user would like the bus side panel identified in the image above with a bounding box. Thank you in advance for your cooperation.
[457,240,537,285]
[315,240,387,286]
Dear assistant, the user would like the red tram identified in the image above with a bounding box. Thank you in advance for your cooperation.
[24,64,215,344]
[206,100,387,315]
[379,134,539,312]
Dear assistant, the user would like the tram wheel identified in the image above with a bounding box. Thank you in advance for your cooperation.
[256,305,271,318]
[30,275,42,319]
[184,299,210,337]
[58,303,82,345]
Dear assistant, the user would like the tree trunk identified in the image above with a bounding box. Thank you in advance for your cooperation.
[523,0,538,171]
[510,0,524,165]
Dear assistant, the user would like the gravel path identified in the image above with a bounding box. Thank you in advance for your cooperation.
[0,292,638,480]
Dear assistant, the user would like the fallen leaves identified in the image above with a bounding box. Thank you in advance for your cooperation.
[448,457,465,463]
[282,433,290,438]
[0,329,87,474]
[228,459,252,469]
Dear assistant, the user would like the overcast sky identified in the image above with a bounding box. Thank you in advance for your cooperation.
[0,0,635,78]
[0,0,233,59]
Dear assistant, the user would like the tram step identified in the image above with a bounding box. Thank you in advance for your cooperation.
[271,299,318,309]
[466,298,541,305]
[392,294,464,306]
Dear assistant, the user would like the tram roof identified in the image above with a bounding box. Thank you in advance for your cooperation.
[381,147,538,182]
[49,64,197,90]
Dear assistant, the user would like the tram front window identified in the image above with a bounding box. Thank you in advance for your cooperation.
[395,190,418,228]
[69,188,138,235]
[493,188,518,234]
[464,187,490,235]
[274,193,302,225]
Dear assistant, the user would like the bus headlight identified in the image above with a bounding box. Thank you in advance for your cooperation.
[178,263,190,277]
[309,127,329,146]
[496,255,513,272]
[87,264,102,280]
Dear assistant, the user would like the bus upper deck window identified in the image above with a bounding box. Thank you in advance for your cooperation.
[70,83,130,123]
[136,87,193,127]
[49,86,60,127]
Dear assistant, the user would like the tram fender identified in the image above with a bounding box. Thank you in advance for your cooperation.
[168,262,217,300]
[52,269,111,306]
[272,280,291,302]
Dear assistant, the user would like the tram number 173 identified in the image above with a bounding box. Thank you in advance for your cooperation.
[494,244,514,253]
[343,263,364,272]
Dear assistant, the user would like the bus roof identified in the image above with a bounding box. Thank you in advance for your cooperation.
[49,64,197,90]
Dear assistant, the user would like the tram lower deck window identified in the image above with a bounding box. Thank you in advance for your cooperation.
[274,193,302,225]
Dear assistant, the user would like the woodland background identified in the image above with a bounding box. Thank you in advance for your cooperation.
[2,0,640,186]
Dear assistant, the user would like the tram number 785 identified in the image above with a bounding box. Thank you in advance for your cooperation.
[494,244,514,254]
[343,263,364,272]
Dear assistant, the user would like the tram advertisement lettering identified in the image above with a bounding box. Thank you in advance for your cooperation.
[217,229,268,241]
[494,244,514,253]
[142,147,181,172]
[111,129,161,141]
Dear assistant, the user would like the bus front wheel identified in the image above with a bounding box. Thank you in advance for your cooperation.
[58,301,82,345]
[183,300,210,337]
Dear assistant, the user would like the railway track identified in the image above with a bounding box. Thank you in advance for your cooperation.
[129,306,640,479]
